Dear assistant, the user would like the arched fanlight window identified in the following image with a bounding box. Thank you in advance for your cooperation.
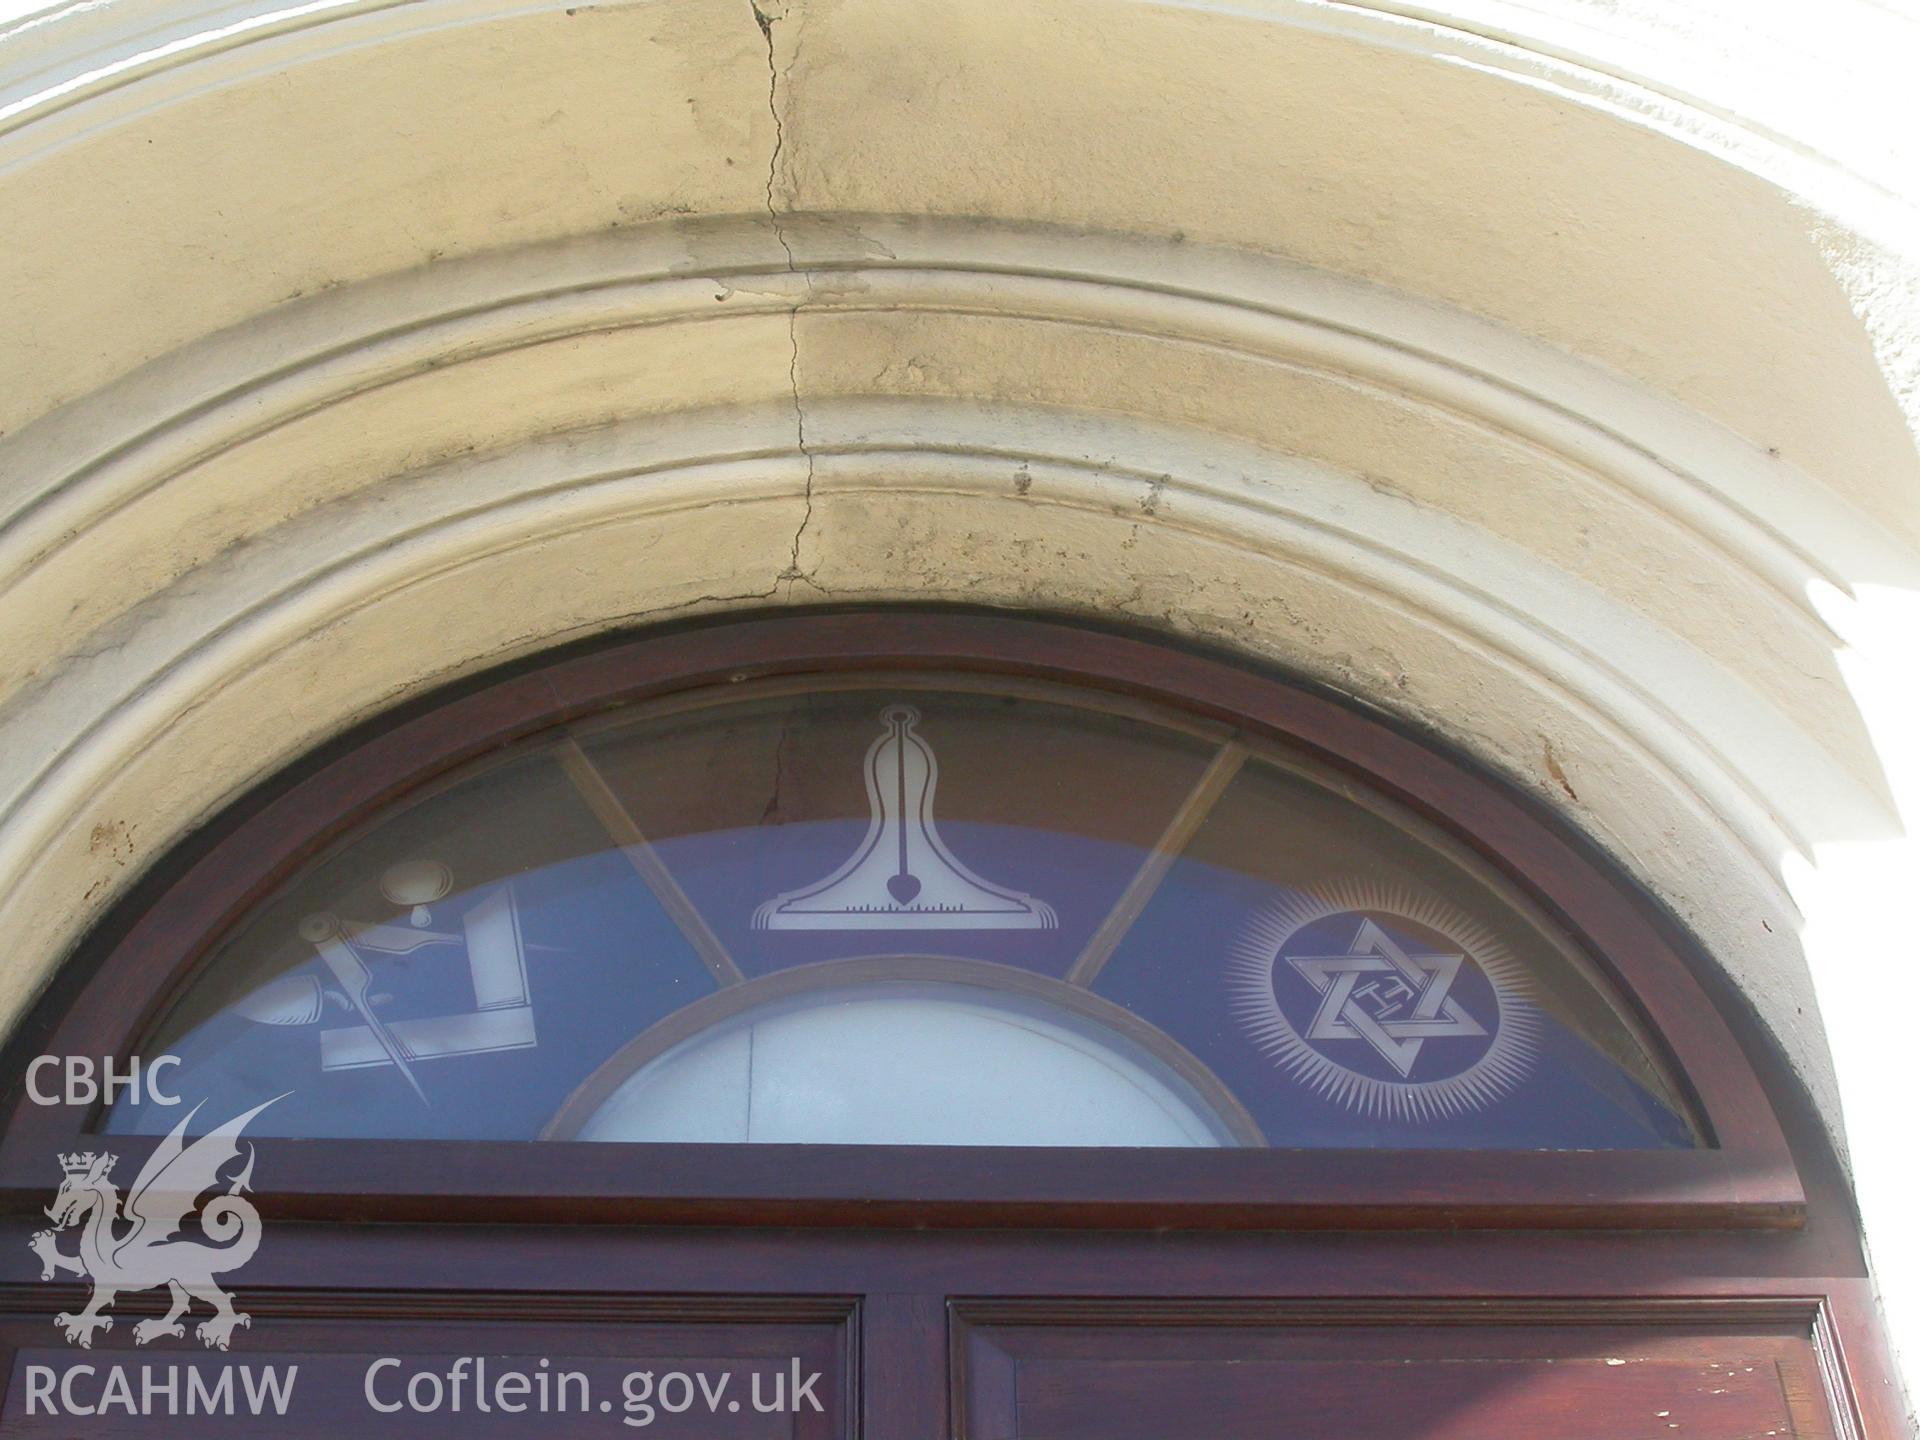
[102,680,1694,1155]
[0,614,1797,1226]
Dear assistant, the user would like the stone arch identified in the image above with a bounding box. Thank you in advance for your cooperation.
[3,0,1917,1415]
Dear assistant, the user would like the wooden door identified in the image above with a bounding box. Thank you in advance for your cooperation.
[957,1302,1842,1440]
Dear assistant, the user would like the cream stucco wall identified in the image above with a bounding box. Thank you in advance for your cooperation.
[2,0,1918,1423]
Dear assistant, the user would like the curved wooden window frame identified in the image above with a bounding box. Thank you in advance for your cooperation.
[0,612,1803,1229]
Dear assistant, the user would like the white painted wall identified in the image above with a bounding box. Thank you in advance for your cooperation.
[1,0,1916,1422]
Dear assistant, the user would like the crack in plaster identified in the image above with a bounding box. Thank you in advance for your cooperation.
[750,0,820,597]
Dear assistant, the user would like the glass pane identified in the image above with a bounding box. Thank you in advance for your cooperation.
[107,678,1699,1149]
[1091,757,1696,1148]
[573,980,1240,1147]
[577,686,1219,980]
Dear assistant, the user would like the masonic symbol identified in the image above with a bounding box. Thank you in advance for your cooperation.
[1227,884,1541,1122]
[1288,918,1486,1078]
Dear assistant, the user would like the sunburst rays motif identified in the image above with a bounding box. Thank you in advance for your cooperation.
[1226,879,1541,1124]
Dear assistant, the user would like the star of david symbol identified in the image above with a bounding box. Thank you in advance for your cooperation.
[1287,917,1488,1078]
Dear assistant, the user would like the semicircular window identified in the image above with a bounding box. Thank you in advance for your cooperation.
[107,680,1700,1149]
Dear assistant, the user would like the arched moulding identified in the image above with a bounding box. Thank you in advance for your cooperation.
[0,218,1894,987]
[0,394,1876,1162]
[5,214,1895,620]
[0,217,1894,1210]
[0,613,1803,1228]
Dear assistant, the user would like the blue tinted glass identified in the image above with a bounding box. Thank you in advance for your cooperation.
[109,682,1699,1149]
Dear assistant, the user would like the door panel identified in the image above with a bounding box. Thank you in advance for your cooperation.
[955,1302,1841,1440]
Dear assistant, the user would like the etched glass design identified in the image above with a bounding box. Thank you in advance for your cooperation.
[108,681,1699,1148]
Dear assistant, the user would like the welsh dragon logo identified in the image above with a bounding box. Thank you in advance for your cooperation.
[28,1097,279,1350]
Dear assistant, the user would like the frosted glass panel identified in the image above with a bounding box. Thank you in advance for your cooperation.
[574,983,1236,1147]
[108,679,1700,1149]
